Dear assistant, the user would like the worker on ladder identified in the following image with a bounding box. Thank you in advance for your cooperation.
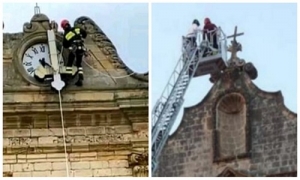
[202,17,219,57]
[186,19,201,47]
[61,19,87,86]
[183,19,202,60]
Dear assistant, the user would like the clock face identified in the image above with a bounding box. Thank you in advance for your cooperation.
[22,43,51,77]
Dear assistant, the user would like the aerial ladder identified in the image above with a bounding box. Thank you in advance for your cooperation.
[151,27,228,174]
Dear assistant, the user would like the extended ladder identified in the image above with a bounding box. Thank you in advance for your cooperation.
[151,27,228,174]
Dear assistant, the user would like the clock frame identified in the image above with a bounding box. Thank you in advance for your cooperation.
[13,31,66,86]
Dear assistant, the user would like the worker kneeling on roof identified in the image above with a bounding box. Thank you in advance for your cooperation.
[61,19,87,86]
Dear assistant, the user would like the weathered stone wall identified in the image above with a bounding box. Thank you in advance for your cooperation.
[3,112,148,177]
[3,15,149,177]
[157,72,297,177]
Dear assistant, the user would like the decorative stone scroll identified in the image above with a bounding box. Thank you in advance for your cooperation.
[74,16,148,82]
[129,152,148,177]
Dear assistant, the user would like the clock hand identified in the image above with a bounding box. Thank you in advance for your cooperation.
[47,29,65,91]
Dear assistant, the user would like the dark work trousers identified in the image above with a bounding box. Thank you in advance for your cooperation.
[67,50,84,80]
[204,33,218,49]
[203,34,218,57]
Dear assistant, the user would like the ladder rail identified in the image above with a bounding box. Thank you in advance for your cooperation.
[151,31,203,127]
[151,53,185,124]
[151,31,204,144]
[151,27,228,174]
[151,48,198,146]
[152,48,205,174]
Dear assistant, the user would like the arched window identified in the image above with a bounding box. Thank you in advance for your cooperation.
[214,93,248,161]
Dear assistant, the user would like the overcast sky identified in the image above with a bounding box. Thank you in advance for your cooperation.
[152,3,297,134]
[3,3,148,73]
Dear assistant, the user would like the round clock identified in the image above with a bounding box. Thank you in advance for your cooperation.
[13,32,66,86]
[22,43,52,77]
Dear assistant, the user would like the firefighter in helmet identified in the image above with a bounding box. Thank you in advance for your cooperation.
[61,19,87,86]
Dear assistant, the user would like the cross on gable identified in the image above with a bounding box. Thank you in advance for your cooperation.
[227,26,244,42]
[226,26,244,62]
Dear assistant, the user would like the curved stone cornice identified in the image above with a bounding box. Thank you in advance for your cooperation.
[74,16,148,82]
[171,71,296,138]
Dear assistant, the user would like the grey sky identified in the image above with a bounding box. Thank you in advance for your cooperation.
[3,3,148,73]
[151,3,297,134]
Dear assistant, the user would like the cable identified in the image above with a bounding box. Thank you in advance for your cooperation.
[58,90,69,177]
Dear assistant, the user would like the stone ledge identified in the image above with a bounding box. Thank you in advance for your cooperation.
[3,126,136,138]
[4,90,148,103]
[4,133,148,148]
[3,100,148,113]
[3,141,147,155]
[3,84,148,92]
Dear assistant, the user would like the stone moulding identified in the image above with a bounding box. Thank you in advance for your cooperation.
[3,89,148,113]
[129,152,149,177]
[74,16,148,82]
[4,142,146,155]
[168,71,296,145]
[182,72,296,121]
[4,15,148,89]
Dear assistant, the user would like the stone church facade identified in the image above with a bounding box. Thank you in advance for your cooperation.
[3,13,148,177]
[156,38,297,177]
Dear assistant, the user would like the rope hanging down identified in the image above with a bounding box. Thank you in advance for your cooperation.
[58,90,70,177]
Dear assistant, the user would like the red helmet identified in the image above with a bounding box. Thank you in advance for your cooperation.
[204,18,211,25]
[61,19,70,29]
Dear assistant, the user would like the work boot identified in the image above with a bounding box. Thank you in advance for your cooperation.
[78,74,84,81]
[75,79,83,87]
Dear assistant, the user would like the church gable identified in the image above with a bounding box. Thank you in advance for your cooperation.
[3,5,148,177]
[157,27,296,177]
[3,14,148,91]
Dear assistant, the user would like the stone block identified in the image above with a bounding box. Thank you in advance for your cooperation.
[50,170,70,177]
[52,162,71,170]
[111,168,132,176]
[85,127,105,135]
[3,129,14,137]
[67,127,86,136]
[74,169,93,177]
[34,162,52,171]
[49,128,66,136]
[12,163,34,172]
[31,129,50,137]
[3,164,11,172]
[132,123,148,131]
[71,162,90,170]
[114,125,132,134]
[32,171,51,177]
[27,154,47,159]
[90,161,109,169]
[108,160,129,168]
[13,172,32,177]
[38,137,57,144]
[93,169,112,177]
[13,129,30,137]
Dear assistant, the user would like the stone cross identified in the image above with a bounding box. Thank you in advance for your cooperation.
[227,26,244,61]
